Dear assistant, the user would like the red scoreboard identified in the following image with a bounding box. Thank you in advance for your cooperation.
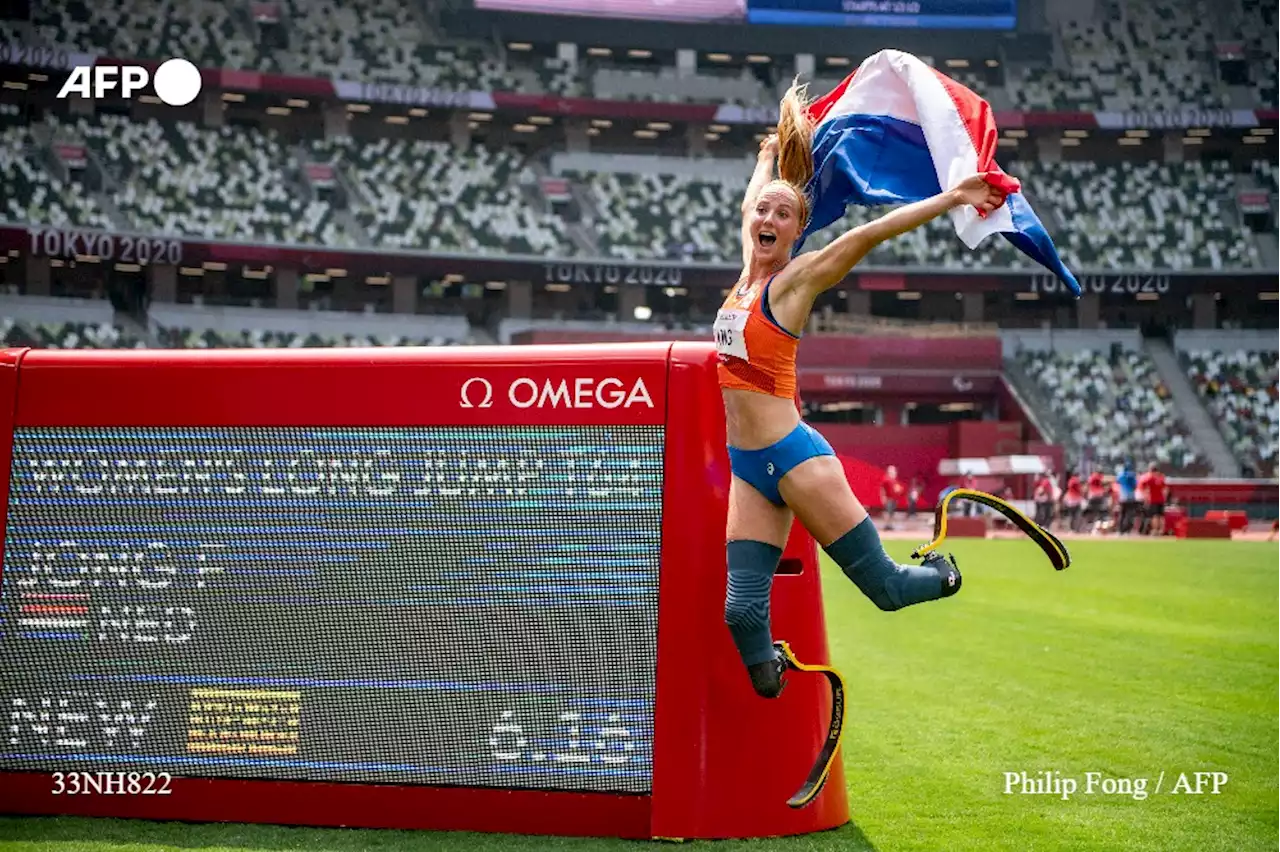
[0,342,846,839]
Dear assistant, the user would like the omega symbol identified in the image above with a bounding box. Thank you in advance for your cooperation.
[459,378,494,409]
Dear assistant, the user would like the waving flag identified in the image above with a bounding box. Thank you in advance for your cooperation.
[797,49,1080,297]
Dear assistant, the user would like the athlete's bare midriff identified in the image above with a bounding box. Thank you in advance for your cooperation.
[721,386,801,451]
[718,270,812,450]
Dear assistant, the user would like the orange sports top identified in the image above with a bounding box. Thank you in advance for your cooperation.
[714,273,800,400]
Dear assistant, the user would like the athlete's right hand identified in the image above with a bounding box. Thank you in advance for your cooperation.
[758,134,779,160]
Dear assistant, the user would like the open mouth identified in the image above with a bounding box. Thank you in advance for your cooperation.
[758,232,777,248]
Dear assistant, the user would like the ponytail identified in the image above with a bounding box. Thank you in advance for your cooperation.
[775,78,816,223]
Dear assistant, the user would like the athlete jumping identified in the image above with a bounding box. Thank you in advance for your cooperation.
[717,83,1007,699]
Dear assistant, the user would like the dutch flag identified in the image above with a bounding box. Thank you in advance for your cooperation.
[798,49,1081,297]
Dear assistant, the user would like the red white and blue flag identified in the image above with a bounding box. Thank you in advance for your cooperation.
[799,50,1080,296]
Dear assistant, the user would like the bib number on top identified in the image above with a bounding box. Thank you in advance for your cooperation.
[715,309,750,361]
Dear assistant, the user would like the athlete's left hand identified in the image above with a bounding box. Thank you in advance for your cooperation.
[952,173,1007,214]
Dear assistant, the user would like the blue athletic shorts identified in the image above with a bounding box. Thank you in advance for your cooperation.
[728,421,836,507]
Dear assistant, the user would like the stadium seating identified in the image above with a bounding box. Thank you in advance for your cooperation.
[592,63,770,106]
[1019,348,1203,472]
[566,168,744,261]
[0,116,115,231]
[1115,0,1229,112]
[155,325,462,348]
[312,136,574,255]
[0,319,147,349]
[1244,0,1278,108]
[1182,349,1279,477]
[0,319,461,350]
[533,57,587,97]
[1011,2,1230,112]
[1252,159,1276,195]
[1010,18,1129,112]
[52,113,345,245]
[564,157,1028,267]
[5,100,1269,268]
[28,0,517,90]
[284,0,520,90]
[33,0,279,73]
[1013,159,1258,270]
[26,0,1277,113]
[566,157,1256,269]
[32,0,518,90]
[1255,64,1278,112]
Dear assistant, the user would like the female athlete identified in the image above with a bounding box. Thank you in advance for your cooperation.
[719,84,1009,697]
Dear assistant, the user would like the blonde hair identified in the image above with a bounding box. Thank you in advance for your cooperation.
[775,78,817,225]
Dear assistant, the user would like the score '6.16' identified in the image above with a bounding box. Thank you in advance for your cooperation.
[490,709,637,766]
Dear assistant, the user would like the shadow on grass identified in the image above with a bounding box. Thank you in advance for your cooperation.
[0,815,879,851]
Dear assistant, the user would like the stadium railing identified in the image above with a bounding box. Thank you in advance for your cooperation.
[809,313,1001,338]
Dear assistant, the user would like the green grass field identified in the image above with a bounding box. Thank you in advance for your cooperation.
[0,539,1275,852]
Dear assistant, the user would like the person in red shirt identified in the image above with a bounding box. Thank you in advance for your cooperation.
[880,465,906,530]
[1032,471,1055,529]
[1139,463,1169,536]
[1062,471,1084,532]
[1084,470,1108,531]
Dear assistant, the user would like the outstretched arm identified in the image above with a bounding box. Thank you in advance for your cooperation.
[740,136,778,268]
[788,174,1007,296]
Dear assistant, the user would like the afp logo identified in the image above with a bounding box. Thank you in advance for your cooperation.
[57,59,203,106]
[460,377,654,410]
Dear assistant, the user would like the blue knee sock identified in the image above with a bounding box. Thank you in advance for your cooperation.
[825,517,955,611]
[724,539,782,666]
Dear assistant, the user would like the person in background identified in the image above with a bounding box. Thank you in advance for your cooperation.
[881,465,906,530]
[962,473,979,517]
[906,475,922,520]
[1108,476,1123,532]
[1062,471,1084,532]
[1134,466,1150,534]
[1084,468,1108,532]
[1138,463,1168,537]
[1116,462,1139,534]
[1032,469,1056,529]
[994,482,1016,529]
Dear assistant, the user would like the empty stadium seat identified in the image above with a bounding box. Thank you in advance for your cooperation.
[1251,159,1277,195]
